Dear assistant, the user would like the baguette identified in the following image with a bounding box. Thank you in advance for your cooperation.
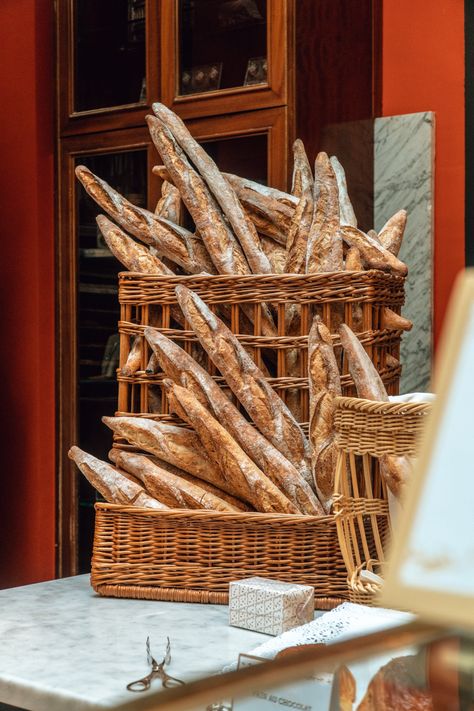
[145,351,159,374]
[155,180,182,225]
[101,416,224,484]
[286,139,314,274]
[382,307,413,332]
[308,316,342,512]
[153,102,272,275]
[109,449,240,512]
[330,155,357,227]
[68,446,166,509]
[345,246,364,271]
[121,336,142,377]
[306,152,343,273]
[377,209,407,256]
[164,380,299,514]
[261,235,287,273]
[338,324,410,497]
[223,172,298,207]
[145,327,323,514]
[340,225,408,276]
[96,215,174,275]
[232,186,293,244]
[76,166,214,274]
[174,286,313,485]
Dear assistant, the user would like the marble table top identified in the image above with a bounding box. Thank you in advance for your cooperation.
[0,575,271,711]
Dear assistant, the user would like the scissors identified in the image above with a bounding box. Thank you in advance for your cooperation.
[126,636,185,692]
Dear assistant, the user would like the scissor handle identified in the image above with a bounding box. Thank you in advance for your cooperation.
[162,673,185,689]
[126,674,152,692]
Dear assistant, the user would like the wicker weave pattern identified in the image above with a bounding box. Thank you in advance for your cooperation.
[91,505,349,608]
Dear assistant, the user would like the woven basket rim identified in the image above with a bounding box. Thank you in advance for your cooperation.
[94,502,332,523]
[334,396,432,416]
[118,269,404,284]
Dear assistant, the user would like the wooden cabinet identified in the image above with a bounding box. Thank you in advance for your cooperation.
[56,0,379,575]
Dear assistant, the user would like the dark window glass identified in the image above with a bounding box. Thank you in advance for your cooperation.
[201,133,268,184]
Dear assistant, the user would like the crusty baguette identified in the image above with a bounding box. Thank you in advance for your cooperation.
[340,225,408,277]
[147,116,250,276]
[338,324,410,497]
[286,139,314,274]
[174,286,313,485]
[232,186,293,244]
[96,215,174,275]
[145,327,323,514]
[261,235,287,273]
[367,229,379,241]
[155,180,182,225]
[101,416,224,484]
[76,166,214,274]
[145,351,159,374]
[153,102,272,275]
[121,336,142,377]
[330,155,358,227]
[382,307,413,332]
[377,209,407,256]
[306,152,343,273]
[152,165,171,182]
[68,446,166,509]
[308,316,342,512]
[385,353,400,370]
[109,449,240,512]
[223,172,298,207]
[164,380,299,514]
[345,246,364,271]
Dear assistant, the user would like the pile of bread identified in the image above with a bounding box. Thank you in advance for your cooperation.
[69,103,413,517]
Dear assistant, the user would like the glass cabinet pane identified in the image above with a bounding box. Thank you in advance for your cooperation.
[179,0,267,96]
[75,149,147,572]
[201,132,268,183]
[74,0,146,112]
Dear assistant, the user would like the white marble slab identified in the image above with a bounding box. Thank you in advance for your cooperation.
[374,112,435,393]
[0,575,270,711]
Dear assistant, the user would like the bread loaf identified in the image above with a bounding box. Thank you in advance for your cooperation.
[377,209,407,257]
[164,380,299,514]
[174,286,313,486]
[145,327,323,514]
[286,139,314,274]
[109,449,240,512]
[153,102,272,275]
[101,416,224,484]
[357,655,433,710]
[68,446,166,509]
[231,186,292,245]
[96,215,174,275]
[308,316,342,512]
[76,166,214,274]
[121,336,142,377]
[306,152,343,273]
[223,172,298,207]
[345,246,364,271]
[340,225,408,277]
[382,307,413,332]
[155,180,182,225]
[330,155,358,228]
[261,235,287,273]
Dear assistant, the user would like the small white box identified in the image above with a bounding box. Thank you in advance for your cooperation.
[229,577,314,636]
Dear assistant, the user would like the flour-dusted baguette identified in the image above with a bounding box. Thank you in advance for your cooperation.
[68,446,166,509]
[377,209,407,257]
[308,316,342,512]
[223,172,298,208]
[121,336,142,377]
[306,152,343,273]
[164,380,299,514]
[340,225,408,277]
[101,416,224,484]
[145,351,159,374]
[76,166,214,274]
[345,246,364,271]
[96,215,174,275]
[338,324,410,497]
[231,186,293,245]
[286,140,314,274]
[382,307,413,332]
[109,449,240,512]
[330,156,358,227]
[174,286,313,485]
[145,327,323,514]
[153,102,272,275]
[155,180,182,225]
[261,236,287,273]
[385,353,400,370]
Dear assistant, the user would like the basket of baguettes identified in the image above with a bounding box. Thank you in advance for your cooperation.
[332,335,432,606]
[69,103,412,608]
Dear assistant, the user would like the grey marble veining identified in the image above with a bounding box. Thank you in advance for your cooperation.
[374,112,435,393]
[0,575,271,711]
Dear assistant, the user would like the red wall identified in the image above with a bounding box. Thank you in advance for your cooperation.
[0,0,56,586]
[382,0,465,343]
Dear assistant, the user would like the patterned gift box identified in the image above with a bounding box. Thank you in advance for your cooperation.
[229,577,314,636]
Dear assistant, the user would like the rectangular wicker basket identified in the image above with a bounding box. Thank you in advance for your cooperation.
[332,396,432,605]
[91,506,349,609]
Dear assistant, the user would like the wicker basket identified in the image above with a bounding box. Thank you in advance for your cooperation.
[332,396,432,605]
[116,270,405,423]
[91,505,348,609]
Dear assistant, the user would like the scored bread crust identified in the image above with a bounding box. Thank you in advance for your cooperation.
[153,102,272,275]
[306,152,343,274]
[340,225,408,276]
[330,155,358,228]
[223,172,298,207]
[145,327,323,514]
[109,450,240,512]
[154,180,182,224]
[68,446,166,509]
[382,307,413,332]
[377,209,407,257]
[101,416,224,484]
[174,286,313,486]
[286,139,314,274]
[230,185,292,245]
[164,380,299,514]
[308,316,342,513]
[75,166,214,274]
[96,215,173,275]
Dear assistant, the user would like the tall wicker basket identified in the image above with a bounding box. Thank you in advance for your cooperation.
[332,396,432,605]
